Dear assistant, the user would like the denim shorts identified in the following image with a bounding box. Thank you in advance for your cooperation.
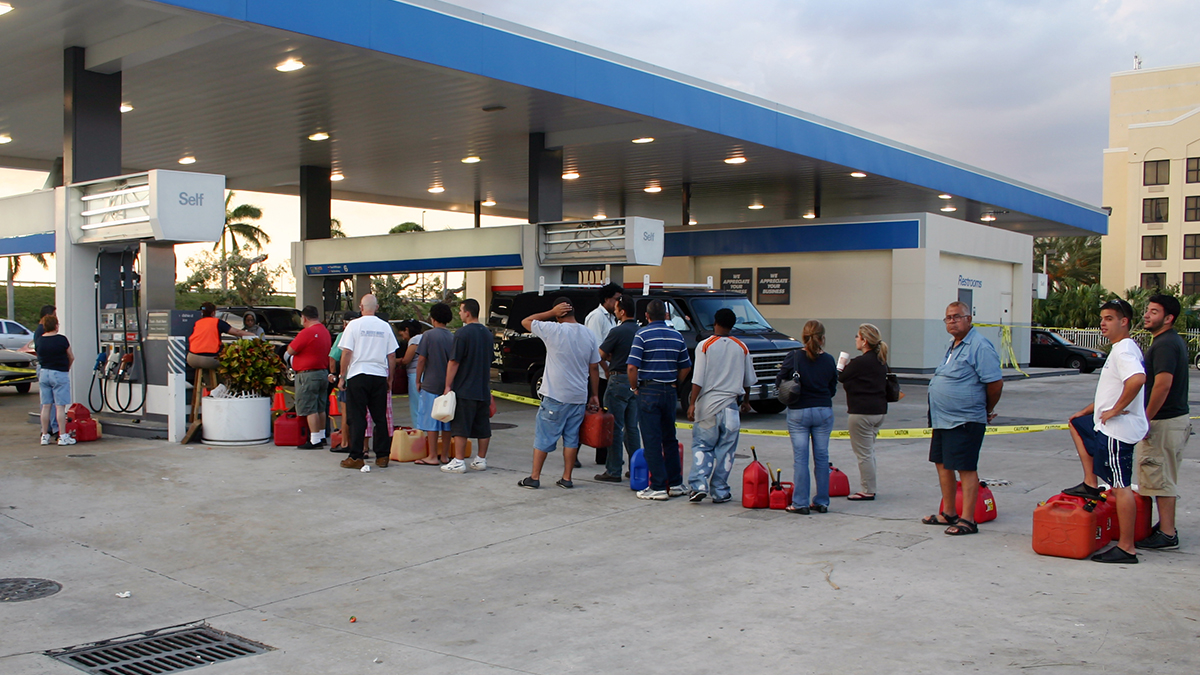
[533,396,586,453]
[39,369,71,406]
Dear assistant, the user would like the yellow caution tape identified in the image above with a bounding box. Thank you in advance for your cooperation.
[0,365,38,374]
[491,390,544,406]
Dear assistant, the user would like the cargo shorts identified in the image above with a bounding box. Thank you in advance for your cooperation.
[1136,414,1190,498]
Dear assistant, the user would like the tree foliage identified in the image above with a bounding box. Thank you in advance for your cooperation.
[217,192,269,253]
[178,247,288,305]
[1034,236,1100,291]
[389,221,424,233]
[1033,280,1200,330]
[330,217,346,238]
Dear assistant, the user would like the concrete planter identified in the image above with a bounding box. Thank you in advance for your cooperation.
[201,395,272,446]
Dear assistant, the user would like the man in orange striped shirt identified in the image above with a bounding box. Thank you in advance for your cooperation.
[685,308,756,504]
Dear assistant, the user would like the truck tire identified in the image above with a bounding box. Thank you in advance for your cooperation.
[15,382,31,394]
[750,400,785,415]
[529,366,544,401]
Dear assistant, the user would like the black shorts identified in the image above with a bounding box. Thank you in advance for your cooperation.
[451,397,491,439]
[929,422,986,472]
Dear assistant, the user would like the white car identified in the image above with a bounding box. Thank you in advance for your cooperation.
[0,347,36,393]
[0,319,34,350]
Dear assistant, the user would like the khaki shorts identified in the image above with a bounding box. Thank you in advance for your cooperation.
[1135,414,1190,497]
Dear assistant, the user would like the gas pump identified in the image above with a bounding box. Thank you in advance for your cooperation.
[89,247,148,414]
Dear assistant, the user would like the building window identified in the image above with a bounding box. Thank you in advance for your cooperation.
[1143,198,1169,223]
[1188,157,1200,183]
[1142,273,1166,290]
[1187,196,1200,222]
[1144,159,1170,186]
[1186,273,1200,295]
[1186,234,1200,259]
[1142,235,1167,260]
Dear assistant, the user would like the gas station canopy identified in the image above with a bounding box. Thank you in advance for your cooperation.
[0,0,1105,236]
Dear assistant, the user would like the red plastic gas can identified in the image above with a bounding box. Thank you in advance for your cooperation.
[769,481,795,510]
[1102,490,1153,542]
[829,466,850,497]
[1032,494,1104,559]
[67,403,91,422]
[1093,495,1116,546]
[742,447,770,509]
[273,412,308,446]
[938,481,998,523]
[66,418,98,442]
[579,410,614,448]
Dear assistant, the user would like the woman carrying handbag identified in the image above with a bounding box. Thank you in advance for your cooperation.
[776,320,838,515]
[838,323,892,501]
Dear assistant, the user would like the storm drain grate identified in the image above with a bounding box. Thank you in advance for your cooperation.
[0,578,62,602]
[48,624,272,674]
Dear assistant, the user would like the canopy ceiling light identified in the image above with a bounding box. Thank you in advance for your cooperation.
[177,156,196,165]
[0,4,12,17]
[850,172,867,178]
[481,199,496,206]
[276,57,305,72]
[748,204,764,210]
[980,212,997,222]
[562,172,580,180]
[461,156,481,164]
[119,103,134,113]
[0,134,11,145]
[631,137,654,144]
[940,205,957,212]
[308,132,329,141]
[938,194,953,199]
[330,172,345,181]
[427,186,444,194]
[724,157,747,165]
[643,185,662,193]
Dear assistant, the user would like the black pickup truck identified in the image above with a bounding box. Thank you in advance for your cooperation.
[489,289,801,414]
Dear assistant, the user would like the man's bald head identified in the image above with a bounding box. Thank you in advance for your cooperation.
[360,294,379,315]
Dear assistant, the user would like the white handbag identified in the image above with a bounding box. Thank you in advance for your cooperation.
[430,391,457,422]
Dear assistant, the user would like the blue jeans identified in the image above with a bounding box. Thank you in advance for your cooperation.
[604,372,639,477]
[636,381,681,490]
[688,404,741,500]
[787,407,834,508]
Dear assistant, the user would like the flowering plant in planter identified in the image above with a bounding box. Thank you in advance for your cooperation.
[217,338,284,398]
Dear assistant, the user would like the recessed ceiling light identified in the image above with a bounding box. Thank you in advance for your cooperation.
[850,172,867,178]
[0,3,12,16]
[803,213,816,219]
[178,156,196,165]
[644,185,662,193]
[938,193,953,199]
[308,132,329,141]
[119,103,134,113]
[688,219,697,226]
[562,172,580,180]
[0,134,11,145]
[428,186,445,194]
[632,137,654,144]
[594,213,607,219]
[481,199,496,207]
[941,205,957,212]
[330,172,345,181]
[980,212,996,222]
[748,204,764,210]
[276,57,305,72]
[461,156,481,164]
[724,157,747,165]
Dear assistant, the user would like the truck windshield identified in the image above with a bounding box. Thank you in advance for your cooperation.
[689,297,773,332]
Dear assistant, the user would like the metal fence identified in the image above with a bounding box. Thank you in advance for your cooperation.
[1048,327,1200,358]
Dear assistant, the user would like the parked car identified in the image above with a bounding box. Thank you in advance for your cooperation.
[216,306,305,338]
[0,319,34,350]
[0,347,36,393]
[1030,329,1105,373]
[491,288,801,413]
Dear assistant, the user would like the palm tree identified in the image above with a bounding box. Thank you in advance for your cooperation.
[216,192,268,292]
[6,253,51,321]
[331,217,346,238]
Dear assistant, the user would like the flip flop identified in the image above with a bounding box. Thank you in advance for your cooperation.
[847,493,876,501]
[413,458,440,466]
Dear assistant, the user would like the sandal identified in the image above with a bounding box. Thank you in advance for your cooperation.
[847,492,876,501]
[945,518,978,536]
[922,511,958,526]
[413,458,440,466]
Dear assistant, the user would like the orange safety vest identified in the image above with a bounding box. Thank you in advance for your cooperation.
[189,316,222,354]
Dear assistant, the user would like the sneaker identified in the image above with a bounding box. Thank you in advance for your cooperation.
[58,435,77,446]
[340,458,364,469]
[468,457,487,471]
[518,476,540,489]
[668,484,687,498]
[636,487,669,501]
[441,459,466,474]
[1136,529,1180,550]
[712,495,732,504]
[556,478,574,489]
[689,490,708,503]
[297,440,325,450]
[594,472,621,482]
[40,433,51,446]
[375,456,389,468]
[1091,546,1138,564]
[1062,482,1102,499]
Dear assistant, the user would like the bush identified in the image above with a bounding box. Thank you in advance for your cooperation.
[217,339,283,397]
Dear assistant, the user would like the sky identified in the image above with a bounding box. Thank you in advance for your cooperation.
[4,0,1199,289]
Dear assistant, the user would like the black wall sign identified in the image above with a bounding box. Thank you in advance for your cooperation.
[757,267,791,305]
[720,268,753,296]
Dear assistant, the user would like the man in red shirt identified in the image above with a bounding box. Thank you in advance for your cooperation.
[287,305,333,449]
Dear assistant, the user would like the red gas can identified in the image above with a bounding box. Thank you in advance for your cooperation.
[66,418,99,442]
[1032,494,1104,559]
[579,410,614,448]
[1093,495,1116,546]
[742,447,770,509]
[1102,490,1153,542]
[274,412,308,446]
[829,466,850,497]
[67,403,92,422]
[938,481,998,523]
[769,482,795,510]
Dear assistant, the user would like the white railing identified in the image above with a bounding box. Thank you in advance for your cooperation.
[1047,327,1200,356]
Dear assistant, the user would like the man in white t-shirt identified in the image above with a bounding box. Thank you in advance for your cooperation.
[686,308,756,504]
[584,283,622,467]
[517,298,600,489]
[337,294,399,470]
[1064,298,1148,564]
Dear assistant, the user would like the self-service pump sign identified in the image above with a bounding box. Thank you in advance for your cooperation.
[68,170,225,245]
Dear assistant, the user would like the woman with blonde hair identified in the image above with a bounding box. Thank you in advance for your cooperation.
[838,323,890,500]
[775,320,838,514]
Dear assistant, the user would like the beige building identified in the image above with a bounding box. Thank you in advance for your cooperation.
[1102,62,1200,293]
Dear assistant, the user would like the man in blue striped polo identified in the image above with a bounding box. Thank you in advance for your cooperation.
[627,299,692,500]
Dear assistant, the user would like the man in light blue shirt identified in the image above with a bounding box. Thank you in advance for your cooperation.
[923,301,1003,535]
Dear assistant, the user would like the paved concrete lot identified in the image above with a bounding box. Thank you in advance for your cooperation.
[2,372,1198,674]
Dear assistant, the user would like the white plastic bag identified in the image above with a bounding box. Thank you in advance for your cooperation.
[430,391,456,422]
